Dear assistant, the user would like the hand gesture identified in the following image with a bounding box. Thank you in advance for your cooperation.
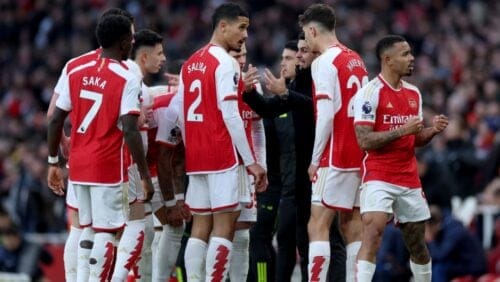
[400,117,423,136]
[164,73,180,87]
[432,114,448,133]
[47,166,65,196]
[142,178,154,202]
[246,163,267,193]
[263,68,287,96]
[177,200,192,222]
[308,164,319,182]
[242,64,260,92]
[165,205,184,227]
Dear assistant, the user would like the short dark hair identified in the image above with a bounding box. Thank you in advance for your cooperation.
[96,15,132,48]
[284,40,298,52]
[131,29,163,59]
[211,3,249,31]
[298,32,305,41]
[100,8,134,23]
[375,35,407,62]
[299,4,336,31]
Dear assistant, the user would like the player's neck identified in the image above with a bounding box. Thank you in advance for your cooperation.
[100,49,122,61]
[380,70,402,90]
[318,34,339,53]
[210,35,229,52]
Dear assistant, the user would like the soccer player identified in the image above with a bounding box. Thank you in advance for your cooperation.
[353,34,449,282]
[127,28,169,281]
[228,43,266,282]
[168,3,267,281]
[47,8,135,281]
[47,14,154,282]
[299,4,367,281]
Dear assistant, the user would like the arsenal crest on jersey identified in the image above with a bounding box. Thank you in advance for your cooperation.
[408,98,417,108]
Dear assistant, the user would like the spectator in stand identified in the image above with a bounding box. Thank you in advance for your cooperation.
[0,223,53,280]
[425,204,487,281]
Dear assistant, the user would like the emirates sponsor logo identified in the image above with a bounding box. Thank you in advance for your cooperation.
[383,114,418,130]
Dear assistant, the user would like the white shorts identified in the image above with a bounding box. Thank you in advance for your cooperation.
[185,167,240,214]
[360,181,430,223]
[312,168,360,210]
[66,180,78,211]
[127,164,144,204]
[237,166,256,222]
[74,183,128,231]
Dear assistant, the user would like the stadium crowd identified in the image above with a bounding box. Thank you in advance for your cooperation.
[0,0,499,280]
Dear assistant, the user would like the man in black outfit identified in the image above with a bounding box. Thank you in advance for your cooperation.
[245,35,346,282]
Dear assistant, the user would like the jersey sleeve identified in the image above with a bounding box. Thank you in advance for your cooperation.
[251,118,266,170]
[217,56,255,166]
[155,92,182,147]
[55,70,72,111]
[215,56,240,105]
[54,63,68,95]
[120,76,142,116]
[353,84,379,126]
[310,56,338,166]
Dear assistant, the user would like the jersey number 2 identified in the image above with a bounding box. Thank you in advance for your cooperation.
[187,79,203,122]
[346,75,368,117]
[77,90,102,133]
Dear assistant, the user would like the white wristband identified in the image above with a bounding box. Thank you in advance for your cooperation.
[164,199,177,207]
[175,193,185,200]
[48,155,59,165]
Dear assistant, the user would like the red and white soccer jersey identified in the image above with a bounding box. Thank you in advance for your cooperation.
[56,58,141,185]
[353,75,423,188]
[54,49,102,96]
[311,44,368,171]
[179,44,254,174]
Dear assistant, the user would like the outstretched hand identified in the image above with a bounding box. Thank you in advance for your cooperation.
[263,68,287,96]
[242,64,260,92]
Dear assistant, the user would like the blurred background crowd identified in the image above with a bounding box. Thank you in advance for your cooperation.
[0,0,499,280]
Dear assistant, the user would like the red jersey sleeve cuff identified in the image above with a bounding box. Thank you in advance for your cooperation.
[315,93,331,100]
[156,140,177,148]
[127,110,141,116]
[223,94,238,101]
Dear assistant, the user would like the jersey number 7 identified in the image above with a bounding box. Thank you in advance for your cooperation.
[77,89,102,133]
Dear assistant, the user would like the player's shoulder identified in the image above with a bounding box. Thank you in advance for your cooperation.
[65,48,102,73]
[108,60,139,84]
[401,80,421,95]
[124,59,143,80]
[357,76,384,99]
[207,45,235,67]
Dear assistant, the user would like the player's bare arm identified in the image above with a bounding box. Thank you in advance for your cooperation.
[399,221,431,264]
[355,117,424,150]
[47,107,69,195]
[415,114,449,147]
[122,114,154,201]
[157,144,185,225]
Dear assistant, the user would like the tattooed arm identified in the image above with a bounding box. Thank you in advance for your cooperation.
[355,117,423,151]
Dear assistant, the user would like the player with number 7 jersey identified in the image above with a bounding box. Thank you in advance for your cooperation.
[57,58,142,185]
